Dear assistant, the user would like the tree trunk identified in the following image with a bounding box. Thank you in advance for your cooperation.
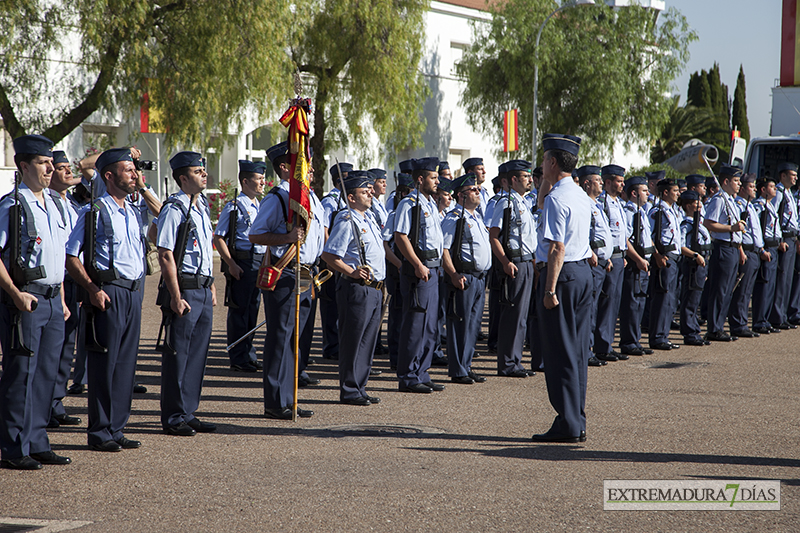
[310,89,328,200]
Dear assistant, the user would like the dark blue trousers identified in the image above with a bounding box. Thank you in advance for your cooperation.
[679,258,706,341]
[729,250,759,331]
[594,256,624,354]
[261,272,313,410]
[319,262,339,359]
[397,267,440,388]
[526,273,543,372]
[497,262,533,375]
[336,278,382,400]
[385,269,402,367]
[769,238,796,325]
[619,265,649,351]
[588,264,607,358]
[752,247,779,329]
[536,260,593,436]
[72,309,88,386]
[446,274,486,378]
[52,278,80,418]
[87,284,142,445]
[649,257,679,346]
[487,270,500,351]
[788,251,800,322]
[707,242,740,334]
[160,287,213,428]
[0,295,64,460]
[225,256,262,366]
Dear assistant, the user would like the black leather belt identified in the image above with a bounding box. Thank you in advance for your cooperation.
[611,252,624,259]
[107,277,143,291]
[715,240,741,248]
[233,249,265,262]
[783,229,798,238]
[365,279,384,291]
[741,243,755,252]
[535,261,547,272]
[23,283,60,299]
[590,239,606,250]
[764,238,781,247]
[597,258,609,269]
[423,258,442,268]
[179,274,214,290]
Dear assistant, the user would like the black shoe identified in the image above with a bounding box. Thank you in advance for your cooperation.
[230,362,258,372]
[451,376,475,384]
[670,320,680,330]
[365,395,381,404]
[54,414,81,426]
[650,342,673,351]
[732,329,758,338]
[499,370,529,378]
[431,356,448,367]
[133,384,147,394]
[341,396,371,406]
[374,343,388,355]
[253,360,263,370]
[487,346,497,354]
[531,430,586,443]
[298,377,321,387]
[769,326,782,333]
[621,347,646,356]
[67,383,85,395]
[525,370,537,376]
[615,353,629,360]
[752,326,771,334]
[399,383,433,394]
[369,368,382,376]
[307,357,317,366]
[669,343,680,349]
[164,422,196,436]
[89,440,123,452]
[595,353,618,362]
[1,456,42,470]
[477,332,486,341]
[642,348,654,355]
[468,371,487,382]
[116,437,142,449]
[706,331,733,341]
[698,318,707,326]
[422,381,445,391]
[29,451,71,465]
[684,337,706,346]
[588,356,607,367]
[779,322,797,330]
[263,407,314,419]
[47,417,60,429]
[789,318,800,326]
[186,418,217,433]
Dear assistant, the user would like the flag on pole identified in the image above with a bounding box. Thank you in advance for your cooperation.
[504,109,519,152]
[279,99,312,235]
[140,79,167,134]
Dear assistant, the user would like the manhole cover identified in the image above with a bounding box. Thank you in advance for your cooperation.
[306,424,445,437]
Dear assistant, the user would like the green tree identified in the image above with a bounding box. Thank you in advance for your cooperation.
[455,1,695,162]
[290,0,429,194]
[732,64,750,141]
[650,95,728,164]
[0,0,293,148]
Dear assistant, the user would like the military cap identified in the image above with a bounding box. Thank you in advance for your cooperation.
[705,176,717,188]
[169,151,203,170]
[685,174,706,186]
[679,190,700,202]
[542,133,581,156]
[624,176,646,194]
[97,148,134,173]
[645,170,665,181]
[399,159,415,173]
[368,168,387,180]
[576,165,602,178]
[740,172,756,184]
[491,175,503,189]
[341,172,372,192]
[451,173,476,190]
[438,161,450,172]
[462,157,483,170]
[397,173,414,188]
[656,178,677,191]
[437,177,454,194]
[777,162,799,174]
[757,175,779,191]
[677,178,687,188]
[601,164,626,177]
[532,166,543,177]
[239,159,266,174]
[329,162,354,179]
[505,159,531,173]
[52,151,69,165]
[13,134,54,157]
[718,164,743,178]
[266,141,288,163]
[413,157,440,172]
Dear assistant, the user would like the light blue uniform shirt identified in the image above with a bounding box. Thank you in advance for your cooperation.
[66,193,145,280]
[753,198,782,242]
[772,183,799,235]
[597,191,628,251]
[441,205,492,273]
[0,183,68,286]
[382,211,397,242]
[589,202,613,261]
[213,193,267,254]
[680,214,712,251]
[524,188,538,212]
[156,191,214,277]
[536,178,593,263]
[394,191,444,259]
[385,190,397,213]
[484,193,501,227]
[477,187,490,220]
[705,191,743,243]
[490,189,536,258]
[250,180,325,265]
[734,196,763,249]
[624,202,654,259]
[368,197,389,230]
[648,202,683,254]
[324,209,386,281]
[321,188,345,228]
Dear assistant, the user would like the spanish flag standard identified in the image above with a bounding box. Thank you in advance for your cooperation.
[504,109,519,153]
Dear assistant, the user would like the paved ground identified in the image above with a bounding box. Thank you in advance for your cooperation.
[1,260,799,531]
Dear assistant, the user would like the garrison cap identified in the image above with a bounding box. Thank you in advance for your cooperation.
[677,178,687,188]
[491,175,503,189]
[97,148,134,174]
[266,142,288,163]
[463,157,483,170]
[169,151,203,170]
[52,151,69,165]
[397,173,414,188]
[686,174,706,186]
[437,178,454,194]
[601,164,626,177]
[330,162,353,179]
[542,133,581,156]
[413,157,440,172]
[680,190,700,202]
[368,168,387,180]
[504,159,531,173]
[532,166,543,177]
[645,170,666,181]
[777,162,799,174]
[657,178,677,191]
[239,159,266,174]
[718,164,743,178]
[13,134,54,157]
[705,176,717,188]
[341,172,372,192]
[741,172,756,184]
[451,173,476,190]
[399,159,415,173]
[576,165,602,178]
[438,161,450,171]
[624,176,646,194]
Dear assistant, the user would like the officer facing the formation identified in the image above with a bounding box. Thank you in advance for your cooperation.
[156,151,217,436]
[212,159,267,372]
[533,133,593,443]
[703,165,746,341]
[752,176,783,335]
[648,178,682,350]
[393,157,445,393]
[321,172,386,406]
[489,160,536,378]
[678,190,712,346]
[770,162,800,329]
[0,135,71,470]
[66,148,145,453]
[441,173,491,384]
[249,141,326,418]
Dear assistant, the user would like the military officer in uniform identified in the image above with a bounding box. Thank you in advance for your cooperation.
[532,133,593,443]
[752,176,783,335]
[678,190,712,345]
[385,159,414,212]
[770,162,800,328]
[67,148,145,452]
[156,151,217,436]
[213,160,267,372]
[367,168,389,230]
[322,172,385,405]
[0,135,71,469]
[441,173,491,383]
[463,157,489,219]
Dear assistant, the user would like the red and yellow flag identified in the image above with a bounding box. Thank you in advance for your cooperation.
[781,0,800,86]
[504,109,519,152]
[279,100,312,235]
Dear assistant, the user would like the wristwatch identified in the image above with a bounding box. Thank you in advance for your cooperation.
[693,252,699,259]
[545,290,556,297]
[139,186,149,195]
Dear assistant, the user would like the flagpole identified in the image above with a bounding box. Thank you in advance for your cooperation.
[293,239,300,421]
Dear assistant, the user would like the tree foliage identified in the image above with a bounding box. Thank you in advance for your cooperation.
[456,1,695,162]
[684,62,732,161]
[732,64,750,142]
[290,0,429,192]
[0,0,294,148]
[650,95,728,164]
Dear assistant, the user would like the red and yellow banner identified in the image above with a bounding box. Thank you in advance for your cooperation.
[781,0,800,86]
[279,100,312,234]
[504,109,519,152]
[140,79,167,133]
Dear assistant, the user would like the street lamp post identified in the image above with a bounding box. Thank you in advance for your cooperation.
[531,0,595,166]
